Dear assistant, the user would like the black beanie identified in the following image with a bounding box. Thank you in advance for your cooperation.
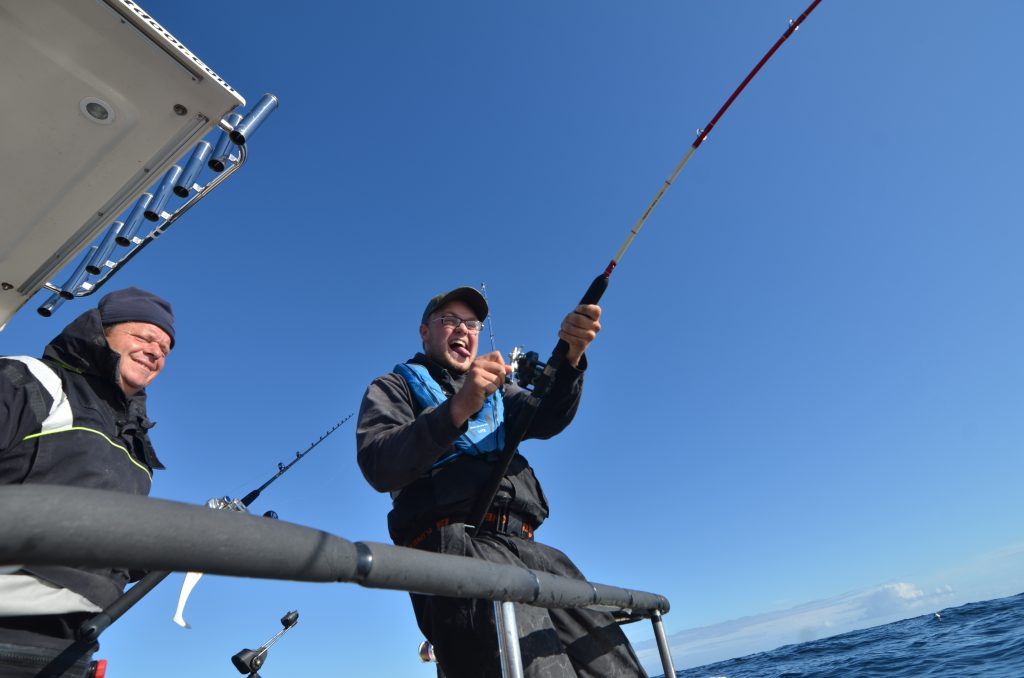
[98,287,176,348]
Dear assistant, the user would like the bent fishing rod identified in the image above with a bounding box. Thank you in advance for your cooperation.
[468,0,823,533]
[76,415,352,643]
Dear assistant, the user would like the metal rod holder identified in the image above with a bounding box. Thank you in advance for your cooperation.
[85,222,123,275]
[35,93,279,318]
[37,142,248,317]
[209,112,243,172]
[37,292,66,317]
[57,247,95,299]
[174,140,212,197]
[83,144,247,298]
[116,193,152,246]
[230,93,278,146]
[144,165,183,221]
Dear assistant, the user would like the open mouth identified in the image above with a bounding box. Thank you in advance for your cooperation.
[449,339,471,359]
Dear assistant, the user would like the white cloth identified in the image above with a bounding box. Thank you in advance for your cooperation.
[0,574,101,615]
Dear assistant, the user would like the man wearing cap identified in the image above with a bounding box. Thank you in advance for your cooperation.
[0,287,175,676]
[357,287,646,677]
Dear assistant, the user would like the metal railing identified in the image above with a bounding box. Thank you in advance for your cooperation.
[0,485,676,676]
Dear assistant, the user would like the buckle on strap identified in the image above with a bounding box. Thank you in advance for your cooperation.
[482,509,534,540]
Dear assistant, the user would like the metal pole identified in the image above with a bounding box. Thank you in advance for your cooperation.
[76,570,170,641]
[494,600,524,678]
[650,609,677,678]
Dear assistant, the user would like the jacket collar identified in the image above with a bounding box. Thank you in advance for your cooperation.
[409,353,466,392]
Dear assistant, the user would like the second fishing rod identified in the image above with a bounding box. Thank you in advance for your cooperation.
[75,415,352,643]
[468,0,823,532]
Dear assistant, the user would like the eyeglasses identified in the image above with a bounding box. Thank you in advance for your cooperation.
[431,315,484,333]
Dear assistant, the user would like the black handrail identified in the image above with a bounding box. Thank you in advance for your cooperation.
[0,485,669,614]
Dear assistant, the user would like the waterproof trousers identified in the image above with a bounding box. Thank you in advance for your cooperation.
[0,614,97,677]
[410,523,647,678]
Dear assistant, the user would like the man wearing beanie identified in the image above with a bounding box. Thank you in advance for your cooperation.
[0,287,175,677]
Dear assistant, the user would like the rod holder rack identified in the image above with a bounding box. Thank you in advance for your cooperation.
[37,98,277,317]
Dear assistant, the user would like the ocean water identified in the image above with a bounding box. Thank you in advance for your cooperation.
[669,592,1024,677]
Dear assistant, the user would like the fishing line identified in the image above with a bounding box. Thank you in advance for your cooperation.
[480,282,498,353]
[469,0,824,533]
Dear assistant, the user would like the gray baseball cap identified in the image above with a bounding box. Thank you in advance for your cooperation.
[421,287,488,324]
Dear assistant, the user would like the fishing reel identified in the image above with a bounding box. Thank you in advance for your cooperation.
[206,496,248,513]
[508,346,546,390]
[206,496,278,520]
[231,610,299,677]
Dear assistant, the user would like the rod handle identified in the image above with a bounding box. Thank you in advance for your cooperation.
[579,271,610,306]
[548,272,609,369]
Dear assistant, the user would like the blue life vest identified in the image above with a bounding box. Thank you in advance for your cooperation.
[394,363,505,468]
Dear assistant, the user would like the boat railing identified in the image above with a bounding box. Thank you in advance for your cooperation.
[0,485,676,677]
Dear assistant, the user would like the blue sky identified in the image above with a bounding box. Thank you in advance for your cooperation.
[3,1,1024,675]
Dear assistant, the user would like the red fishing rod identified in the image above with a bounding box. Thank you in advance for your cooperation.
[469,0,824,532]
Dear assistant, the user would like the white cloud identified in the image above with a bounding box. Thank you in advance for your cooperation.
[888,582,923,599]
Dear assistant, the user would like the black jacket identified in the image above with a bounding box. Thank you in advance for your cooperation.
[0,309,165,608]
[356,352,585,544]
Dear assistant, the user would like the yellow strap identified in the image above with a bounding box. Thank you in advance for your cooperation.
[22,426,153,480]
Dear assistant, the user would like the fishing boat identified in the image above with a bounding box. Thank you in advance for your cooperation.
[0,2,678,676]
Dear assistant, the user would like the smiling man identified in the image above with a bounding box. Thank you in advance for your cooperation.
[0,287,175,677]
[357,287,646,677]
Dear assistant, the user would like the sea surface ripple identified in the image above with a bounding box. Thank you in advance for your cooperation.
[670,591,1024,677]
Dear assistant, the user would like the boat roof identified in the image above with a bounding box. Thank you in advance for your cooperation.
[0,0,244,329]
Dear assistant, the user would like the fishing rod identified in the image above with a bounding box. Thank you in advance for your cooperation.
[469,0,824,533]
[480,282,498,353]
[172,414,354,628]
[75,415,352,643]
[239,416,351,507]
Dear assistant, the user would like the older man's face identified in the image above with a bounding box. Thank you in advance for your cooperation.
[104,322,171,396]
[419,300,479,374]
